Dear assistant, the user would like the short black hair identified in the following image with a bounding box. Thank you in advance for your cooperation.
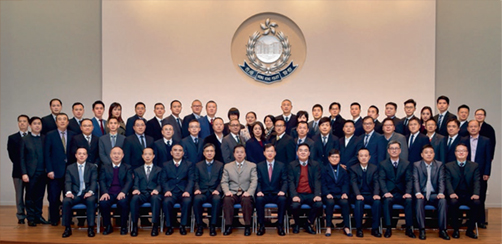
[369,105,379,115]
[263,115,276,125]
[408,117,421,125]
[475,108,486,116]
[233,144,245,153]
[319,117,330,125]
[206,100,217,107]
[170,100,181,108]
[362,116,374,123]
[329,102,341,111]
[437,95,450,104]
[49,98,62,107]
[422,144,434,153]
[263,143,275,151]
[81,118,93,124]
[297,143,310,151]
[457,104,470,112]
[382,117,395,126]
[227,107,240,119]
[296,110,309,121]
[92,100,105,109]
[404,99,417,107]
[350,102,361,109]
[203,143,215,151]
[29,116,41,124]
[446,118,460,127]
[154,102,165,108]
[328,149,340,156]
[56,113,69,120]
[135,102,146,109]
[134,118,146,126]
[312,104,323,112]
[385,102,397,110]
[17,114,29,121]
[387,140,401,149]
[72,102,84,109]
[343,120,355,126]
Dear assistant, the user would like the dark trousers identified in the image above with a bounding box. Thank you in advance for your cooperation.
[130,193,161,224]
[449,195,480,230]
[222,195,253,226]
[193,192,221,226]
[416,194,447,230]
[382,193,413,228]
[62,195,96,227]
[290,193,323,225]
[162,192,192,226]
[99,194,130,228]
[323,195,350,228]
[47,177,64,223]
[353,194,381,229]
[25,172,46,222]
[479,179,488,223]
[256,194,287,225]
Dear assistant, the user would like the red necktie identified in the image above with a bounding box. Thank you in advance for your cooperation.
[268,163,273,182]
[100,119,105,135]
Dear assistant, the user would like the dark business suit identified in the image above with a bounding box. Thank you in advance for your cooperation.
[8,131,28,220]
[182,113,198,139]
[41,114,57,135]
[256,160,288,225]
[221,133,244,164]
[445,161,481,231]
[459,121,469,137]
[68,117,82,134]
[413,160,447,230]
[203,134,224,162]
[70,134,100,165]
[276,114,297,135]
[122,134,154,169]
[20,134,45,222]
[379,158,413,228]
[125,115,146,137]
[145,117,163,141]
[307,120,321,139]
[197,116,214,141]
[339,135,361,168]
[321,164,350,228]
[294,137,314,152]
[358,131,387,166]
[353,118,364,137]
[161,160,194,227]
[98,133,126,166]
[396,115,417,137]
[330,115,346,138]
[91,117,106,137]
[433,111,457,136]
[130,165,163,225]
[349,163,381,229]
[288,160,322,225]
[374,120,383,134]
[389,117,403,134]
[479,122,496,159]
[311,133,339,166]
[193,160,224,226]
[181,136,204,165]
[429,133,446,163]
[44,129,75,224]
[245,138,267,163]
[152,138,177,166]
[444,135,469,163]
[163,115,184,143]
[99,163,132,228]
[61,162,98,227]
[270,134,296,165]
[407,132,430,163]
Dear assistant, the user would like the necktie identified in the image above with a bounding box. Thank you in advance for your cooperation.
[236,135,240,144]
[86,136,91,146]
[268,163,273,182]
[111,135,116,147]
[447,137,453,149]
[113,165,119,169]
[177,118,182,129]
[100,119,105,135]
[22,132,27,137]
[314,122,318,131]
[207,163,212,176]
[78,164,84,196]
[298,139,303,145]
[364,134,369,147]
[175,162,180,167]
[285,117,289,123]
[166,140,171,146]
[210,118,214,125]
[237,163,242,173]
[426,164,432,201]
[194,137,199,146]
[362,167,366,172]
[438,115,444,130]
[409,134,415,149]
[140,135,146,148]
[323,136,327,146]
[460,162,465,167]
[404,118,409,127]
[61,131,66,153]
[146,166,151,181]
[276,135,280,141]
[393,161,398,168]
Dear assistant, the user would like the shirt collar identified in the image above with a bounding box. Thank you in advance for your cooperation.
[206,160,214,165]
[448,134,458,141]
[267,160,275,167]
[144,163,153,171]
[457,161,466,167]
[236,160,245,167]
[360,164,367,171]
[77,162,86,168]
[19,131,29,136]
[174,159,182,165]
[439,111,448,116]
[299,160,308,166]
[112,163,121,168]
[163,137,172,144]
[277,132,285,140]
[353,117,361,123]
[190,135,198,141]
[365,130,374,137]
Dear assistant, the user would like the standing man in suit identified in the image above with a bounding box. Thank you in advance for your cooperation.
[193,143,224,236]
[457,104,470,137]
[433,95,457,136]
[255,144,288,236]
[20,117,50,226]
[44,113,75,226]
[308,104,323,139]
[221,145,258,236]
[161,144,194,235]
[350,148,382,238]
[221,119,244,164]
[90,100,106,137]
[397,99,417,136]
[125,102,147,137]
[99,147,132,235]
[198,100,217,141]
[181,119,204,164]
[70,119,100,165]
[465,120,492,228]
[276,99,297,135]
[384,102,401,133]
[270,118,296,165]
[425,119,446,163]
[182,100,202,138]
[413,145,449,240]
[8,114,30,224]
[350,102,364,136]
[359,116,386,166]
[68,102,84,134]
[130,148,163,237]
[288,143,322,235]
[41,98,62,135]
[329,102,346,138]
[381,118,409,160]
[61,148,98,238]
[99,117,126,166]
[379,141,415,238]
[444,119,468,163]
[295,121,314,150]
[339,120,361,168]
[145,102,165,141]
[311,117,339,166]
[407,117,430,163]
[445,144,480,239]
[367,105,382,134]
[123,119,154,169]
[475,108,496,160]
[202,117,225,162]
[163,100,183,143]
[152,124,176,166]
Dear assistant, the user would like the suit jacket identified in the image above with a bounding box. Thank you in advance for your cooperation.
[125,115,146,137]
[68,117,82,134]
[20,134,45,177]
[70,134,100,165]
[245,138,267,164]
[161,160,194,194]
[270,134,296,165]
[99,163,132,195]
[390,117,403,134]
[433,111,457,136]
[407,133,430,163]
[339,135,361,168]
[132,164,163,194]
[353,118,364,136]
[203,134,223,162]
[7,132,26,178]
[221,160,258,196]
[65,162,98,195]
[194,160,224,194]
[464,135,492,176]
[41,114,57,135]
[197,116,214,141]
[330,115,346,138]
[429,133,446,163]
[349,163,380,196]
[396,115,417,136]
[91,117,107,137]
[378,158,412,195]
[321,164,349,196]
[162,115,183,143]
[374,120,383,134]
[311,133,340,166]
[221,133,244,164]
[256,160,288,195]
[413,160,445,195]
[294,137,314,151]
[445,161,480,196]
[122,134,154,169]
[288,159,322,197]
[459,121,469,137]
[152,138,177,166]
[384,132,409,161]
[276,114,297,135]
[98,133,126,166]
[479,122,496,160]
[358,132,387,166]
[45,129,75,179]
[181,136,204,165]
[182,113,198,139]
[444,135,469,163]
[307,120,321,139]
[145,117,163,141]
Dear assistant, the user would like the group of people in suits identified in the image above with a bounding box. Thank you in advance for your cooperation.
[6,96,495,240]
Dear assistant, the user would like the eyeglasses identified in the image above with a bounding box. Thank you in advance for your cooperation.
[388,147,401,151]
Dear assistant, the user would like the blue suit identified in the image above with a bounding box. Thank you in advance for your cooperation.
[245,138,267,164]
[406,133,430,163]
[311,133,339,166]
[197,116,214,141]
[91,118,106,137]
[122,134,154,169]
[353,118,364,136]
[152,138,178,166]
[444,135,469,163]
[125,115,146,137]
[339,135,361,168]
[181,136,204,165]
[358,132,386,166]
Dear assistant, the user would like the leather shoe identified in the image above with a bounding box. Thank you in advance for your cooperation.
[257,225,265,236]
[51,222,58,226]
[130,226,138,237]
[179,225,187,235]
[151,225,159,236]
[223,226,232,236]
[120,227,128,235]
[18,219,25,224]
[371,228,382,237]
[103,225,113,235]
[478,223,487,229]
[277,225,285,236]
[88,227,95,237]
[244,226,251,236]
[452,229,460,238]
[292,224,300,234]
[28,221,37,227]
[439,230,450,240]
[356,228,364,238]
[209,226,217,236]
[419,229,426,240]
[304,223,316,234]
[196,226,204,236]
[165,226,173,235]
[35,217,50,224]
[466,230,478,239]
[406,228,416,238]
[384,228,392,238]
[62,227,72,238]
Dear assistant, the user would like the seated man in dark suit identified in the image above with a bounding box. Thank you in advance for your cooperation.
[379,141,415,238]
[70,119,100,165]
[123,118,154,169]
[445,144,480,239]
[202,117,225,162]
[270,118,296,165]
[41,98,61,135]
[311,117,339,166]
[68,102,84,134]
[339,120,361,169]
[413,145,449,240]
[434,95,457,136]
[255,144,288,236]
[193,143,224,236]
[349,148,381,238]
[406,117,430,163]
[288,143,322,235]
[99,147,132,235]
[359,116,386,166]
[152,124,176,166]
[145,102,165,141]
[125,102,147,136]
[181,119,204,164]
[161,144,194,235]
[130,148,162,237]
[61,148,98,238]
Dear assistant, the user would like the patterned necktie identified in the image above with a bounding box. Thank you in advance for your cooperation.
[447,137,453,149]
[140,135,146,148]
[426,164,432,201]
[22,132,27,137]
[111,135,116,147]
[100,119,105,135]
[409,134,415,149]
[236,135,240,144]
[364,134,369,147]
[323,136,327,146]
[194,137,199,146]
[438,115,444,130]
[393,161,398,168]
[61,131,66,153]
[86,136,91,146]
[268,163,273,182]
[78,164,84,196]
[146,166,151,181]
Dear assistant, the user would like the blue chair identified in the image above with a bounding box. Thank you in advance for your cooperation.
[350,204,380,232]
[222,204,255,232]
[458,205,479,235]
[252,203,287,233]
[319,204,351,235]
[190,203,216,233]
[130,202,164,232]
[72,203,100,233]
[285,204,320,234]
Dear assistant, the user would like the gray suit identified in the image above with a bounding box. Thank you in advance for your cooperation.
[221,133,244,164]
[162,115,183,142]
[429,133,446,163]
[99,133,125,166]
[384,132,408,160]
